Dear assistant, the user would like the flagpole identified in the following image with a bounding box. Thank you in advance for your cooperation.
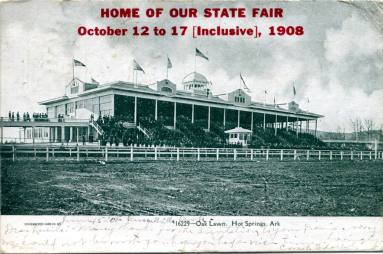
[166,55,169,80]
[264,91,267,106]
[72,57,74,81]
[239,73,241,89]
[132,66,134,83]
[194,54,196,73]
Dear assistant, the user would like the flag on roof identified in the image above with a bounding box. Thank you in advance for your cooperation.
[195,48,209,60]
[240,73,251,92]
[133,59,145,73]
[73,59,86,67]
[293,84,296,96]
[264,90,268,95]
[167,57,172,69]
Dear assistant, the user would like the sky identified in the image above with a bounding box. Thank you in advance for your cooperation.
[0,0,382,132]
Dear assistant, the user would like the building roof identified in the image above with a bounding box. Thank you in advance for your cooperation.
[225,127,253,134]
[38,79,324,119]
[182,72,209,85]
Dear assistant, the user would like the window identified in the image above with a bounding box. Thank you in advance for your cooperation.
[47,107,55,118]
[71,85,79,94]
[76,100,84,109]
[57,105,65,115]
[235,94,245,103]
[161,87,173,93]
[66,102,75,114]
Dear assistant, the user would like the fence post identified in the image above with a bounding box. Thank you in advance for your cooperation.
[251,149,254,161]
[306,150,309,160]
[374,140,378,160]
[369,151,372,160]
[294,150,297,160]
[34,148,36,159]
[154,147,158,160]
[197,148,200,161]
[266,149,269,161]
[46,147,49,162]
[341,151,343,160]
[318,151,321,160]
[130,145,133,161]
[77,146,80,162]
[52,148,55,158]
[330,151,332,161]
[216,149,219,161]
[12,146,15,162]
[360,151,363,160]
[105,146,108,162]
[351,151,353,160]
[69,148,72,157]
[177,148,180,161]
[233,149,236,161]
[280,149,283,161]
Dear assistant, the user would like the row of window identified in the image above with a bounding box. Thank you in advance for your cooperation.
[47,95,113,118]
[235,96,245,103]
[26,128,49,139]
[229,133,250,140]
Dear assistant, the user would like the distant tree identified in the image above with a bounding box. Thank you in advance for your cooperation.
[364,119,375,140]
[350,118,364,141]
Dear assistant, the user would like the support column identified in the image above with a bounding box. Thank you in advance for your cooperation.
[32,126,35,145]
[237,110,240,127]
[23,127,27,142]
[134,96,137,124]
[87,126,91,141]
[306,120,309,133]
[48,127,51,143]
[173,102,177,129]
[299,121,302,133]
[69,127,73,142]
[207,106,211,131]
[76,127,79,144]
[286,116,289,131]
[155,99,158,121]
[263,113,266,131]
[55,127,58,142]
[296,117,299,137]
[223,108,226,128]
[315,119,318,137]
[61,126,65,143]
[251,112,254,133]
[274,114,277,136]
[191,104,194,124]
[0,125,3,144]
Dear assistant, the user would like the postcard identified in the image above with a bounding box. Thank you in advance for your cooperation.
[1,0,382,253]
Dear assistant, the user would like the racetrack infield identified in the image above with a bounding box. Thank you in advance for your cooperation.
[1,160,382,216]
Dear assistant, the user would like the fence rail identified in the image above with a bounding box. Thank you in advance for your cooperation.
[1,145,383,162]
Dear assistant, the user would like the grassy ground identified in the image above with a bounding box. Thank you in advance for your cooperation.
[1,159,382,216]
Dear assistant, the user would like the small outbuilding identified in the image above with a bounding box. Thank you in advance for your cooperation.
[224,127,252,146]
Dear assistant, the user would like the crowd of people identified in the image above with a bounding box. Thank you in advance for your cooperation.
[8,111,49,122]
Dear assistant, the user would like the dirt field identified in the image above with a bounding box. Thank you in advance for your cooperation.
[1,160,382,216]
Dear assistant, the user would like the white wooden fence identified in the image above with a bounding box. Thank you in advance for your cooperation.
[1,145,383,162]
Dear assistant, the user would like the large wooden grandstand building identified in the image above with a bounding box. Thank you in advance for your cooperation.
[37,71,323,142]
